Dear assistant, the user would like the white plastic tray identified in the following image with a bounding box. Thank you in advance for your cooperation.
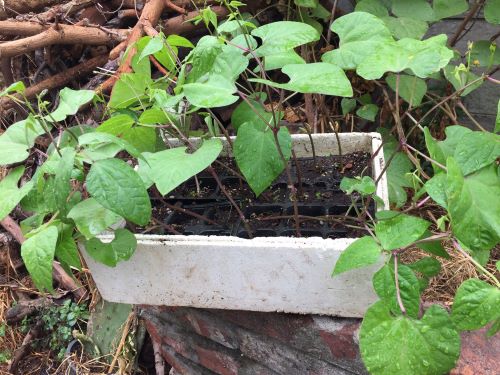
[82,133,388,317]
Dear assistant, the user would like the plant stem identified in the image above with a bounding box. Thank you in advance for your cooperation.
[162,201,218,226]
[151,217,182,235]
[449,0,485,47]
[325,0,338,45]
[404,143,447,171]
[207,108,234,149]
[329,121,343,171]
[453,239,500,288]
[291,150,304,198]
[456,100,487,131]
[393,254,407,315]
[272,129,301,236]
[208,166,254,238]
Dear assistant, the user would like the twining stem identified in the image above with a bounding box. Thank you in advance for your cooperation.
[291,150,304,197]
[393,254,407,315]
[453,239,500,288]
[151,217,182,235]
[237,90,301,235]
[272,128,301,237]
[207,108,234,149]
[168,118,253,238]
[213,160,245,180]
[329,121,343,171]
[208,166,254,238]
[325,0,339,45]
[403,143,447,171]
[449,0,486,47]
[456,100,487,131]
[162,201,218,225]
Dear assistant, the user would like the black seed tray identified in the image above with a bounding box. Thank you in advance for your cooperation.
[162,201,371,239]
[160,154,373,238]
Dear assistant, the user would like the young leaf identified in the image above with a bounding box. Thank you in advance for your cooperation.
[322,12,393,70]
[416,230,450,258]
[54,148,76,216]
[446,159,500,251]
[407,257,441,277]
[86,159,151,226]
[375,213,430,250]
[56,226,81,270]
[484,0,500,24]
[79,132,142,160]
[433,0,468,20]
[84,229,137,267]
[380,130,413,207]
[21,226,58,292]
[357,35,453,79]
[332,236,382,275]
[258,50,306,72]
[0,81,25,96]
[386,73,427,106]
[425,173,447,208]
[470,40,500,68]
[0,115,47,165]
[231,92,277,131]
[138,36,164,62]
[108,73,151,109]
[0,167,33,220]
[356,104,379,121]
[391,0,435,22]
[250,63,353,97]
[183,74,238,108]
[381,17,428,40]
[496,100,500,133]
[443,64,483,97]
[294,0,318,8]
[67,198,123,240]
[251,21,320,57]
[340,176,376,195]
[373,263,421,318]
[217,19,255,35]
[166,34,195,49]
[355,0,389,17]
[451,278,500,331]
[424,125,472,168]
[234,121,292,196]
[97,114,157,153]
[140,139,223,196]
[45,88,95,122]
[360,302,460,375]
[185,36,223,83]
[453,132,500,176]
[341,98,356,115]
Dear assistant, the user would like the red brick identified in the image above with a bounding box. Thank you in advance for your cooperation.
[451,327,500,375]
[144,306,500,375]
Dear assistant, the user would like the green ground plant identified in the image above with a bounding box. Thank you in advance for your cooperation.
[0,1,499,373]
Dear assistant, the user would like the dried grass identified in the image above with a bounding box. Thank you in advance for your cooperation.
[401,242,500,307]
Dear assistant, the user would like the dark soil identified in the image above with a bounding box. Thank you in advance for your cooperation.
[147,152,373,239]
